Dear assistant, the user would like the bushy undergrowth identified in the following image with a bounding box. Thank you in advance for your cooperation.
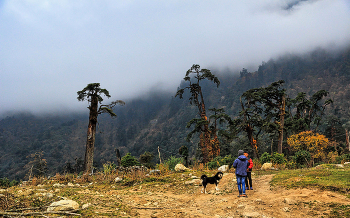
[103,161,116,175]
[163,156,184,171]
[0,177,19,188]
[121,153,140,167]
[260,152,287,165]
[206,155,235,169]
[260,152,272,164]
[337,153,350,164]
[292,150,311,168]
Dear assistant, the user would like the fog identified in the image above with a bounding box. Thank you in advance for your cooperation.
[1,0,350,117]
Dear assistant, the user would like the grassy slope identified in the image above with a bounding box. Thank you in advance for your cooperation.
[270,164,350,217]
[270,164,350,194]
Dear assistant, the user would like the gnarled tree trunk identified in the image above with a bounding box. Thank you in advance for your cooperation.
[84,96,98,174]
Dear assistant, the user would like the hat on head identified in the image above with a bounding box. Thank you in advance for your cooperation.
[238,150,244,156]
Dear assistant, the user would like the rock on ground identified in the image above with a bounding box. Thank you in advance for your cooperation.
[218,165,229,172]
[47,200,79,212]
[175,164,188,172]
[261,163,273,170]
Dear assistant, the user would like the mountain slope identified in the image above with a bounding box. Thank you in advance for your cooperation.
[1,47,350,180]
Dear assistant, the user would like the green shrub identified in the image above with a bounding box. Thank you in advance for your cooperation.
[0,177,19,188]
[207,155,235,169]
[139,151,155,169]
[103,161,116,175]
[121,153,140,167]
[292,150,311,167]
[10,180,19,187]
[285,160,297,169]
[164,156,183,170]
[0,177,10,187]
[260,152,272,164]
[271,152,286,164]
[336,153,350,164]
[207,157,221,170]
[220,155,235,166]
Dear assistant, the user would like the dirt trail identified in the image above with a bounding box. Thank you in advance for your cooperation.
[118,173,350,217]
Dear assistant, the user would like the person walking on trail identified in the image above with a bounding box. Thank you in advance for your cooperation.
[244,152,253,190]
[232,150,249,197]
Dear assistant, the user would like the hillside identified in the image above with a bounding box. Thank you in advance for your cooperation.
[1,47,350,180]
[1,168,350,217]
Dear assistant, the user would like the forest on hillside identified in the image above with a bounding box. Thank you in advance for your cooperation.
[1,47,350,180]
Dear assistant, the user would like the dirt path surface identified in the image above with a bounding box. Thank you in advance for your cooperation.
[113,173,350,217]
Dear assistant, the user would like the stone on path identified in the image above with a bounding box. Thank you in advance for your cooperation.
[283,198,297,205]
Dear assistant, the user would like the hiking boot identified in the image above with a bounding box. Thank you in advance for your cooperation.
[250,187,253,190]
[241,194,247,197]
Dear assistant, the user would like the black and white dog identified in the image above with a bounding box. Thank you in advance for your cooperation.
[200,172,224,194]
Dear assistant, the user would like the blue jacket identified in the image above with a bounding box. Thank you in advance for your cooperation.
[232,155,249,176]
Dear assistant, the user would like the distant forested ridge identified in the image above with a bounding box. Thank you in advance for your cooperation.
[1,47,350,180]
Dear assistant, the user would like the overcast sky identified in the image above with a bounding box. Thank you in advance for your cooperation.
[1,0,350,117]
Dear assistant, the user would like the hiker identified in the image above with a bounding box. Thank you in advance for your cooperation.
[232,150,249,197]
[244,152,253,190]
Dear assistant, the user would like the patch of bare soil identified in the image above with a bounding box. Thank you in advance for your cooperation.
[117,173,350,217]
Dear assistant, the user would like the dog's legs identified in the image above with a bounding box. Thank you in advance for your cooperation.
[215,184,219,191]
[201,184,207,194]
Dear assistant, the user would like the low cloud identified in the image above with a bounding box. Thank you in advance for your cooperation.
[1,0,349,116]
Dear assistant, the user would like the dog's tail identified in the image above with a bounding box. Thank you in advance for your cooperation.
[201,175,207,180]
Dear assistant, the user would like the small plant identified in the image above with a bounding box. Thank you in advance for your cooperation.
[156,163,170,174]
[30,177,41,186]
[271,152,286,164]
[252,159,262,170]
[206,155,235,169]
[327,151,339,164]
[121,153,140,167]
[0,177,10,187]
[336,153,350,164]
[260,152,272,164]
[139,151,155,169]
[285,160,297,169]
[192,162,204,171]
[76,173,91,183]
[25,151,48,179]
[103,161,116,175]
[31,198,45,208]
[0,178,19,188]
[179,145,189,166]
[292,150,311,168]
[207,159,220,170]
[164,156,183,171]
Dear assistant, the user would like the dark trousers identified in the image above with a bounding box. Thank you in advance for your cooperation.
[245,171,252,188]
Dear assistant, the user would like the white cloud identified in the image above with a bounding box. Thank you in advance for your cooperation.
[0,0,349,116]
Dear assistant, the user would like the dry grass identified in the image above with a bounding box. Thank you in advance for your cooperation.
[1,165,350,217]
